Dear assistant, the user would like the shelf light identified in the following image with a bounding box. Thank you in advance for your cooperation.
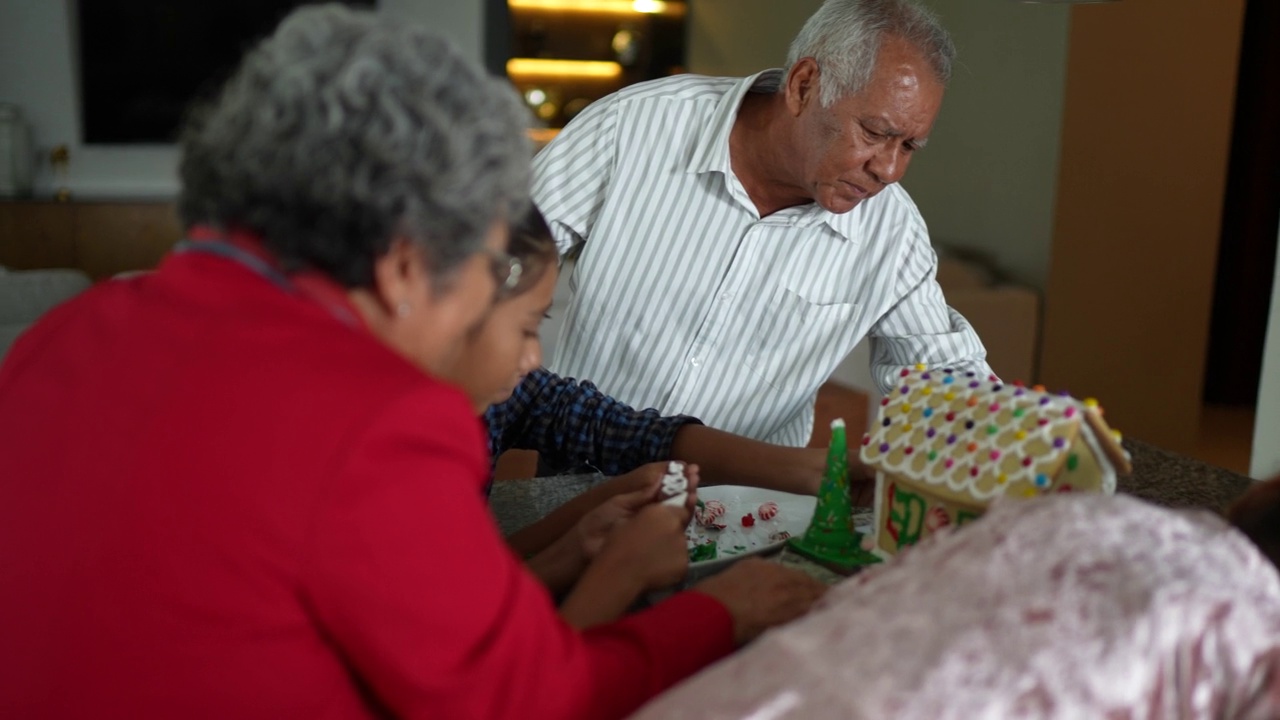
[507,58,623,79]
[508,0,686,17]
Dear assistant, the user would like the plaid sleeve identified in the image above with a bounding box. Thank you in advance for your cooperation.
[483,368,701,477]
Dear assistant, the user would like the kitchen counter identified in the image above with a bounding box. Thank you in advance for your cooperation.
[489,437,1257,586]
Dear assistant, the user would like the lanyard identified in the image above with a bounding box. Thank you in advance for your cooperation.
[173,235,363,330]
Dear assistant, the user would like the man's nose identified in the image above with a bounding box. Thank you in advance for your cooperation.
[867,144,908,186]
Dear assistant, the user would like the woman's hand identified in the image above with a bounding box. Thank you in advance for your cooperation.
[692,558,828,645]
[560,501,694,628]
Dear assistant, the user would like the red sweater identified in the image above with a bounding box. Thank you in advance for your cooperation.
[0,248,733,719]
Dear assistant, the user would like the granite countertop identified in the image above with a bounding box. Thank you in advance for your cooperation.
[489,437,1257,587]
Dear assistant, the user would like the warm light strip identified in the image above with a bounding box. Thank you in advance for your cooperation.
[507,58,623,79]
[508,0,686,17]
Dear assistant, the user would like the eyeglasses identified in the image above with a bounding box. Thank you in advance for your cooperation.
[484,248,524,292]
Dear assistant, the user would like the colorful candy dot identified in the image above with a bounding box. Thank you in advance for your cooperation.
[928,451,938,461]
[1033,385,1047,392]
[1013,408,1026,418]
[965,420,975,430]
[904,423,914,432]
[943,376,956,385]
[944,392,956,401]
[901,403,912,413]
[915,363,927,371]
[921,387,933,396]
[966,372,976,378]
[1067,454,1079,471]
[1022,457,1033,467]
[966,442,978,452]
[1059,390,1071,397]
[1013,388,1025,397]
[879,443,891,453]
[1084,397,1099,408]
[989,403,1001,412]
[990,450,1001,461]
[968,381,980,389]
[945,458,955,468]
[926,427,937,438]
[921,372,932,380]
[988,374,998,382]
[944,368,954,374]
[997,473,1008,484]
[923,408,934,418]
[1053,437,1066,449]
[1064,406,1077,418]
[1111,429,1124,442]
[992,384,1003,392]
[945,412,956,421]
[946,434,957,444]
[883,418,891,427]
[1015,430,1027,440]
[900,386,910,395]
[970,466,979,477]
[900,369,910,377]
[1014,380,1026,388]
[881,397,890,406]
[904,446,915,455]
[967,397,979,407]
[1037,418,1050,427]
[1035,474,1050,488]
[1039,397,1051,406]
[862,434,871,446]
[986,425,998,436]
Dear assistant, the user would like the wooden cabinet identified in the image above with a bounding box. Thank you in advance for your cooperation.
[0,200,181,280]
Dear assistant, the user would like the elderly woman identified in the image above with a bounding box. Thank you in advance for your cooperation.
[0,7,824,719]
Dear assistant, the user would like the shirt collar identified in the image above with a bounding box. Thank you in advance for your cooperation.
[684,69,862,244]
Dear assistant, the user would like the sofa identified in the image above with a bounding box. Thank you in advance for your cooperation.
[0,266,92,362]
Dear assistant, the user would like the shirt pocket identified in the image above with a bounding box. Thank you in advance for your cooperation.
[744,286,861,393]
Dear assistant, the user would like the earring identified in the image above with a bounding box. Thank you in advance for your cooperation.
[396,302,410,318]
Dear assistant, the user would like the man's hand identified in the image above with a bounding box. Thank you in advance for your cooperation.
[692,558,827,645]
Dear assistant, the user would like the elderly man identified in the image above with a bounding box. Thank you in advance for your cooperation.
[534,0,993,448]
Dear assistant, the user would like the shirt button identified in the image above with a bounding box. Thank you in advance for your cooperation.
[690,357,702,367]
[720,292,732,302]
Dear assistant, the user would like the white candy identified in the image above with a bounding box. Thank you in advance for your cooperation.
[659,461,688,507]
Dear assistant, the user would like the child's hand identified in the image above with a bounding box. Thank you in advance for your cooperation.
[595,503,692,592]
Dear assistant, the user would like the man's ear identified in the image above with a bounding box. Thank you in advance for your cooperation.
[784,58,821,117]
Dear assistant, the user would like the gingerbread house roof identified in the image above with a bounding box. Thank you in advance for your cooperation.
[859,366,1131,502]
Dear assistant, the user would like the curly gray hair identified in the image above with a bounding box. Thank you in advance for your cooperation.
[785,0,955,108]
[178,4,532,288]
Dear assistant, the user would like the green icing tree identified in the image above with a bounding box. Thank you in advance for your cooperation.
[788,418,881,571]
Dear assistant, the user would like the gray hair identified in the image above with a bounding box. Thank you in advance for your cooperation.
[785,0,956,108]
[178,4,532,288]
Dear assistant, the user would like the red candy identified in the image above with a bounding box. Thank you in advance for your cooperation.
[741,513,756,527]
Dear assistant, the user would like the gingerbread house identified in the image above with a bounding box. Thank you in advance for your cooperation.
[858,365,1131,560]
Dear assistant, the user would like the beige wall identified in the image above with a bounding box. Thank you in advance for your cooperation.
[1040,0,1247,454]
[687,0,823,76]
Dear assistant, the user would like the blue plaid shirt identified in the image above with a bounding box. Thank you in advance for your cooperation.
[483,368,700,493]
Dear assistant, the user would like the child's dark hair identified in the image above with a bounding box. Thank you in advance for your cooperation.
[1226,475,1280,570]
[501,204,558,300]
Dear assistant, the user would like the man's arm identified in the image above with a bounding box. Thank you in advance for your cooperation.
[867,230,994,394]
[532,90,621,256]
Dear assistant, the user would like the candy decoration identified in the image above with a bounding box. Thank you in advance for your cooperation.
[758,501,779,521]
[741,513,755,528]
[790,418,880,569]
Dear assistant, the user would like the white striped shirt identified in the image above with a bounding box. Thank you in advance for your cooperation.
[532,70,992,447]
